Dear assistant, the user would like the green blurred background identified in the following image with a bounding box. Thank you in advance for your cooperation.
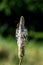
[0,0,43,65]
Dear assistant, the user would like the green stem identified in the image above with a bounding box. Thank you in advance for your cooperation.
[19,57,23,65]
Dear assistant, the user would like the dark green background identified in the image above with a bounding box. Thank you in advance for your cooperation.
[0,0,43,38]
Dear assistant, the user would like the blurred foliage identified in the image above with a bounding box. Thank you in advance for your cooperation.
[0,0,43,38]
[0,0,43,15]
[0,38,43,65]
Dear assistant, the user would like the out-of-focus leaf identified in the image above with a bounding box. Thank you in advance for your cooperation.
[0,0,43,15]
[4,5,11,16]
